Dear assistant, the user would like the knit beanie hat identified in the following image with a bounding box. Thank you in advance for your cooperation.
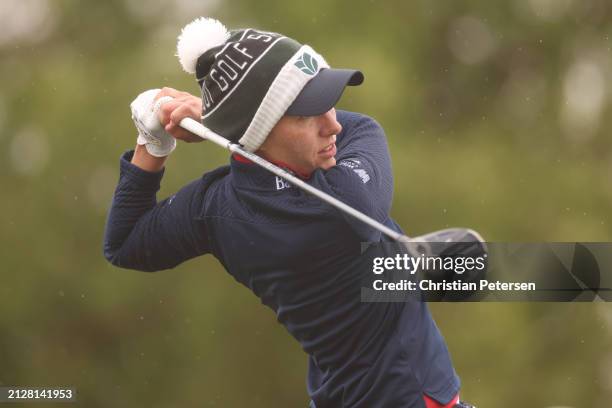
[176,17,364,152]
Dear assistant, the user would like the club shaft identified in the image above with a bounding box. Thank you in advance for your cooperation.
[180,117,409,242]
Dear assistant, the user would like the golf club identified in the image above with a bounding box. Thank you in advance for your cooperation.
[179,116,486,258]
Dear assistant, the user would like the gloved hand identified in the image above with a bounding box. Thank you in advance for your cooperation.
[130,89,176,157]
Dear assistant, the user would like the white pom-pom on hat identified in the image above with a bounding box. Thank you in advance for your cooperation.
[177,17,230,74]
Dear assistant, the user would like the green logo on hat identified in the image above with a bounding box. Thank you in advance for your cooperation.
[295,53,318,75]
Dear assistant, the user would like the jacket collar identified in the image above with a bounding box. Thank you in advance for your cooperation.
[230,153,311,192]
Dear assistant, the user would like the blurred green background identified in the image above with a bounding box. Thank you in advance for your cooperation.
[2,0,612,407]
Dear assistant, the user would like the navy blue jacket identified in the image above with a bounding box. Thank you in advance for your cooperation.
[103,110,460,407]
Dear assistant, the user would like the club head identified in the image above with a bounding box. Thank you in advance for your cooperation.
[402,228,488,301]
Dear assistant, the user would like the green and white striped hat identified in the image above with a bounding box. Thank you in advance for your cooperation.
[176,17,364,152]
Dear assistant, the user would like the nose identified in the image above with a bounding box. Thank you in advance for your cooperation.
[319,109,342,136]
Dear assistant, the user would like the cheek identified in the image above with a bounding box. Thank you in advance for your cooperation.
[289,133,316,157]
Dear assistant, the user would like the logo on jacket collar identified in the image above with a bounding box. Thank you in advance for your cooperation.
[275,176,292,190]
[272,164,310,190]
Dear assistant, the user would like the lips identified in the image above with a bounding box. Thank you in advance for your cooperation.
[318,137,337,154]
[319,143,334,153]
[318,142,337,159]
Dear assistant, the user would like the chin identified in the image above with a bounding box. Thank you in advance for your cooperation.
[319,157,336,170]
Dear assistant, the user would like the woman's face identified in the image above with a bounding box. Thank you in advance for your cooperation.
[258,108,342,176]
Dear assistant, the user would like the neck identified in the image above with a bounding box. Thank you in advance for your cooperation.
[232,153,312,179]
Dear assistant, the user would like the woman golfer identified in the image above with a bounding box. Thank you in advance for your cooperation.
[104,17,476,408]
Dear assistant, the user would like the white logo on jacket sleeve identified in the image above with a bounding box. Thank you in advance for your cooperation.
[353,169,370,184]
[338,159,370,184]
[338,158,360,169]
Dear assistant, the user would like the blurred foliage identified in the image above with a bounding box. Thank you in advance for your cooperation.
[1,0,612,407]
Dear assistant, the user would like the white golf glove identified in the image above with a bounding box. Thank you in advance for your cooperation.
[130,89,176,157]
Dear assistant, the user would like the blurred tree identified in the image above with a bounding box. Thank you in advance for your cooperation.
[1,0,611,406]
